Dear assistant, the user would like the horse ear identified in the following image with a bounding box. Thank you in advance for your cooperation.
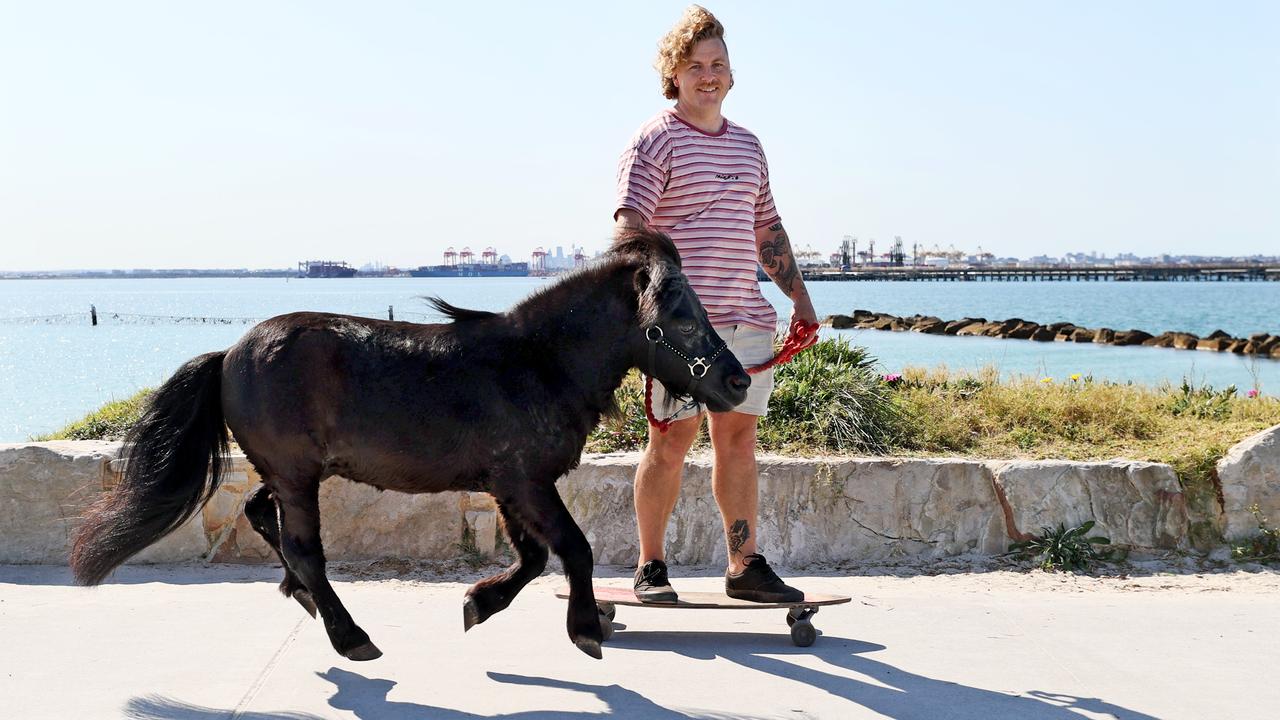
[634,267,651,295]
[634,263,666,327]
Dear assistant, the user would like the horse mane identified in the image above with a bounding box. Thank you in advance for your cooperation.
[481,228,685,336]
[424,296,499,323]
[610,229,684,328]
[610,228,681,269]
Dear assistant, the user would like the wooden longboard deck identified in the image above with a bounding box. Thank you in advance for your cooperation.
[556,585,850,610]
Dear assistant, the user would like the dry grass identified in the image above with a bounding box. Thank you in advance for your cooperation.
[892,368,1280,465]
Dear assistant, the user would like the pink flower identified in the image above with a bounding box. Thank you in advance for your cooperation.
[883,373,903,384]
[1247,389,1260,399]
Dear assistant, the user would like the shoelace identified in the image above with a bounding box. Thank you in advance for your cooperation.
[741,554,781,582]
[638,562,667,583]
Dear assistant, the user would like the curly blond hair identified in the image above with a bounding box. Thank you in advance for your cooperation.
[655,5,729,100]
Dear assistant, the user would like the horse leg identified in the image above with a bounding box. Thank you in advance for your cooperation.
[500,484,602,659]
[243,484,316,618]
[274,482,382,661]
[463,503,549,631]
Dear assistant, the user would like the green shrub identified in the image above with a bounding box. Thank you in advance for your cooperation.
[587,339,907,454]
[1231,505,1280,562]
[33,388,154,441]
[1007,520,1112,571]
[1167,379,1236,420]
[588,373,653,452]
[586,338,906,450]
[757,339,906,454]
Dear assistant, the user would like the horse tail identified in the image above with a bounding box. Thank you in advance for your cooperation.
[70,351,230,585]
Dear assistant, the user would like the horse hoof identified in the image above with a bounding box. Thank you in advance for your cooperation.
[343,642,383,662]
[463,597,480,632]
[574,638,603,660]
[292,589,317,619]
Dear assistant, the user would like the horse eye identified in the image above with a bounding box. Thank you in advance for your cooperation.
[679,321,696,335]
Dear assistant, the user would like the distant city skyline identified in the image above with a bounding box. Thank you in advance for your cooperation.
[8,246,1279,281]
[2,1,1277,271]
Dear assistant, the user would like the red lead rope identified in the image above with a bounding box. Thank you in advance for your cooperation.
[645,318,820,433]
[743,318,821,375]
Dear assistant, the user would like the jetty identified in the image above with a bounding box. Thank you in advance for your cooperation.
[827,310,1280,359]
[804,263,1280,282]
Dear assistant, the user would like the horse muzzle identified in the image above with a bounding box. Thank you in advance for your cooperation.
[700,363,750,413]
[643,325,750,413]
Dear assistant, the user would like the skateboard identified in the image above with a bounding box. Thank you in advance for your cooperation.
[555,585,851,647]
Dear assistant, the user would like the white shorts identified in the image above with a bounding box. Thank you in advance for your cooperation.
[649,324,776,422]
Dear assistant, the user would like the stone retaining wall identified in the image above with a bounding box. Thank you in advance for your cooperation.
[3,424,1277,567]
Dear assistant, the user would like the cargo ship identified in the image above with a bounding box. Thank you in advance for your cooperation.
[298,260,357,278]
[410,261,530,278]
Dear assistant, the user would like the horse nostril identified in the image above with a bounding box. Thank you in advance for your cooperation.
[729,373,751,391]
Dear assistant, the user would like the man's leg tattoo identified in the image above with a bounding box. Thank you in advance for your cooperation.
[728,519,751,558]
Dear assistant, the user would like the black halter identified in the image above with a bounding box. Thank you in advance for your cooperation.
[644,324,728,410]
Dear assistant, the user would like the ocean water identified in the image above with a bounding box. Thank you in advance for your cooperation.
[2,276,1277,441]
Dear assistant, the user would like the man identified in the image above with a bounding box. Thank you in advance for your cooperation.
[614,5,818,604]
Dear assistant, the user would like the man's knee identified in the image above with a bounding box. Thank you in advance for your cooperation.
[643,416,700,467]
[709,412,758,455]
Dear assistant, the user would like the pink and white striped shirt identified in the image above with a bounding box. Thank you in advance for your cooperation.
[616,109,781,332]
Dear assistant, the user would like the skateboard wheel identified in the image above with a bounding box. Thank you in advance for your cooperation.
[598,612,615,641]
[786,606,814,627]
[790,620,816,647]
[597,602,617,621]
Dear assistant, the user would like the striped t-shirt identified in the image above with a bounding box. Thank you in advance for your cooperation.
[616,108,781,332]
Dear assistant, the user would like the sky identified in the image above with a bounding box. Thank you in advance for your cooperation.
[1,1,1277,271]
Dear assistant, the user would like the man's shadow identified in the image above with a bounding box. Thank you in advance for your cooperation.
[612,630,1160,720]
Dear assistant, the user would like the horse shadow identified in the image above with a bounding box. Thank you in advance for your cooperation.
[122,696,324,720]
[120,668,764,720]
[317,667,766,719]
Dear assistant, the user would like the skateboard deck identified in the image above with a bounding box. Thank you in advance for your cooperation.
[555,585,850,647]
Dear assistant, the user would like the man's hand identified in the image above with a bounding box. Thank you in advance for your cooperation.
[789,292,820,349]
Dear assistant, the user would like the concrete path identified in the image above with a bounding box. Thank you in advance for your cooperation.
[2,563,1276,719]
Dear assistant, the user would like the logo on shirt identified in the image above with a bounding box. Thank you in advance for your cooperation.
[715,173,740,181]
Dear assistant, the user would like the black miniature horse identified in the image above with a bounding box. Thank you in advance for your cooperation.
[69,230,749,661]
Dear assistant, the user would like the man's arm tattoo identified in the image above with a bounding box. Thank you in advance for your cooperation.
[758,222,801,296]
[728,519,751,557]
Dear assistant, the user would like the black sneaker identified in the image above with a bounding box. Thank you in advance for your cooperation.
[725,554,804,603]
[633,559,678,603]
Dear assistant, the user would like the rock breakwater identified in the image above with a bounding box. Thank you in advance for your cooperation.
[827,310,1280,359]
